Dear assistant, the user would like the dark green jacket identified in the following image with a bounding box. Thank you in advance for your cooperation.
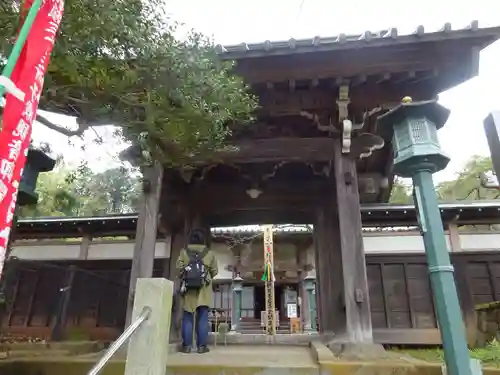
[176,244,218,313]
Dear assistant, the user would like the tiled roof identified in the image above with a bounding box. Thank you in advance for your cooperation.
[215,21,500,59]
[13,200,500,239]
[210,224,421,235]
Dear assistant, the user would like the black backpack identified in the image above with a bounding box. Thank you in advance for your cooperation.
[183,248,209,290]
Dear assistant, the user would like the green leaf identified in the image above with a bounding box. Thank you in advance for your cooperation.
[1,0,258,165]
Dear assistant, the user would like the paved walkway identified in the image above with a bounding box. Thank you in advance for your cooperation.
[168,345,317,367]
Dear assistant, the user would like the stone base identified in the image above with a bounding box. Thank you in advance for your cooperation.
[1,343,492,375]
[327,341,386,361]
[325,338,423,364]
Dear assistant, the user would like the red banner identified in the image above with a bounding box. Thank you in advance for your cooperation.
[0,0,64,278]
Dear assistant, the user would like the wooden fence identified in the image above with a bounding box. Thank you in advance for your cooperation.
[0,252,499,344]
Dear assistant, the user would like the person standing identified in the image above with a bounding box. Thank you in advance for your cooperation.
[176,229,218,353]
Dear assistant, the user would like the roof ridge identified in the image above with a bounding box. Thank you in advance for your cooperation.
[215,22,500,56]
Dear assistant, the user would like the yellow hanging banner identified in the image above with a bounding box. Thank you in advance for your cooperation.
[263,225,276,335]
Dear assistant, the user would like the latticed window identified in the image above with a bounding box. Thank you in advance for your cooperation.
[410,119,427,143]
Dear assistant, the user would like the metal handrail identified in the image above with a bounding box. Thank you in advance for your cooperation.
[87,306,152,375]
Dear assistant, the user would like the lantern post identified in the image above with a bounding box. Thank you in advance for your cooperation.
[377,98,473,375]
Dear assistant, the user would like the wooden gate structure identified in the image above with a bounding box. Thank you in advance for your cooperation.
[2,203,500,343]
[2,24,499,343]
[121,24,500,342]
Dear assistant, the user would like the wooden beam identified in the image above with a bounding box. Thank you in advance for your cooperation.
[235,45,460,84]
[376,73,391,84]
[126,162,163,325]
[166,174,386,211]
[393,70,416,83]
[258,89,333,116]
[204,138,337,164]
[333,140,373,342]
[208,209,311,227]
[256,83,434,118]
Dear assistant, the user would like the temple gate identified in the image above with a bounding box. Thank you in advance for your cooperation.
[123,24,500,343]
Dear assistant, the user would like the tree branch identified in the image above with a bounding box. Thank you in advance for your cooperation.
[36,114,91,137]
[36,113,112,137]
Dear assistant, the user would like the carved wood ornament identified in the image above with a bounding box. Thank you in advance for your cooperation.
[300,83,385,160]
[192,160,332,190]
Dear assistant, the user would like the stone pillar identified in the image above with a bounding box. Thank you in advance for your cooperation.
[303,275,317,332]
[231,276,243,332]
[125,278,173,375]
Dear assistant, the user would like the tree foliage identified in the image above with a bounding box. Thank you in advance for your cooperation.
[389,177,412,204]
[389,155,500,204]
[436,156,500,201]
[1,0,258,165]
[19,163,141,218]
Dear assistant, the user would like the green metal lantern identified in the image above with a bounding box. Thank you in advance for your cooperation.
[18,148,56,206]
[377,98,451,178]
[376,98,475,375]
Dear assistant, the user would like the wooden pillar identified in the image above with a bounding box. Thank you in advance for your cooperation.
[78,234,92,260]
[51,265,76,341]
[448,222,462,252]
[313,192,345,335]
[453,256,478,347]
[126,162,163,325]
[333,140,373,343]
[161,234,173,279]
[167,230,185,343]
[295,239,310,330]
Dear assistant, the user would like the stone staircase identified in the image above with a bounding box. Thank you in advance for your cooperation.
[237,318,291,334]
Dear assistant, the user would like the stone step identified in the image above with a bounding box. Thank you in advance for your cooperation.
[239,319,290,325]
[238,323,291,327]
[0,343,444,375]
[239,326,291,332]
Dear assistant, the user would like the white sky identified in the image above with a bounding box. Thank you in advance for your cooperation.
[33,0,500,183]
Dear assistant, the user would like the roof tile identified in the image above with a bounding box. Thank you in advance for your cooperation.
[215,21,500,59]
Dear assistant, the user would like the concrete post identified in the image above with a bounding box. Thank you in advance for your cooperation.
[230,276,243,332]
[304,276,317,332]
[125,278,173,375]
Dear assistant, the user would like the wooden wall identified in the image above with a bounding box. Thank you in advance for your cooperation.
[0,259,164,340]
[1,252,499,344]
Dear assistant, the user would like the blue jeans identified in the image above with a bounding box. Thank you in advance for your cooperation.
[181,306,209,347]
